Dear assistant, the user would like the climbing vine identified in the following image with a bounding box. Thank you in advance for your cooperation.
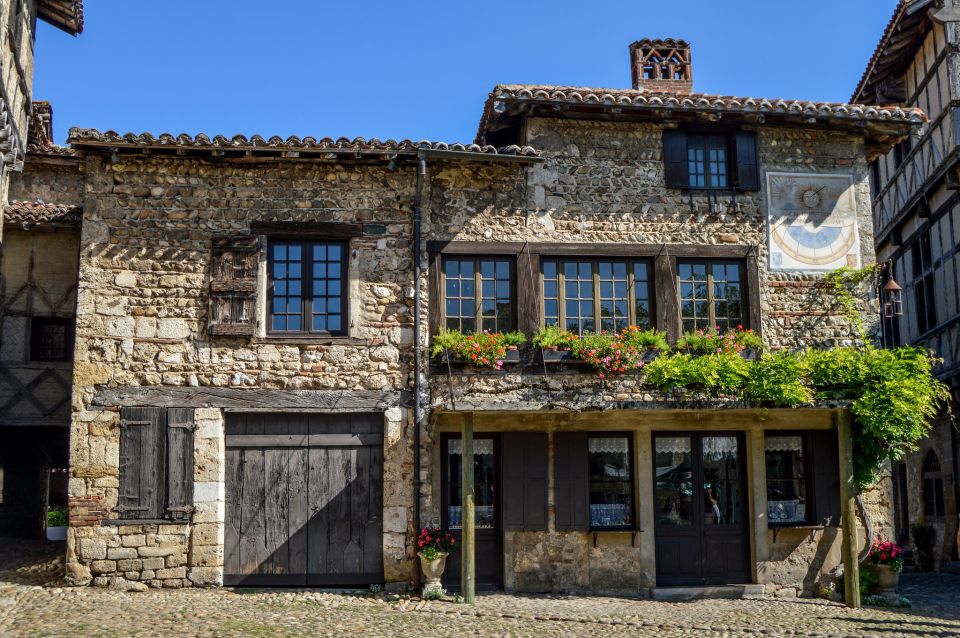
[821,264,880,339]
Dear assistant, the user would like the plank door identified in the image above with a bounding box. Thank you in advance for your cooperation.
[224,412,383,587]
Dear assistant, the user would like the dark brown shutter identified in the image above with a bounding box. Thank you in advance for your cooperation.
[166,407,195,521]
[554,432,589,531]
[209,235,259,337]
[501,433,548,531]
[809,430,841,527]
[734,130,760,192]
[118,407,166,520]
[663,129,689,189]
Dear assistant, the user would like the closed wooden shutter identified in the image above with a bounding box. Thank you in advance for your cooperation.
[501,433,548,531]
[209,235,259,337]
[554,432,589,531]
[809,430,841,527]
[734,130,760,192]
[166,407,196,521]
[663,129,689,189]
[118,407,166,520]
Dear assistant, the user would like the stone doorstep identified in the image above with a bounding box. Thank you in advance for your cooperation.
[651,584,765,601]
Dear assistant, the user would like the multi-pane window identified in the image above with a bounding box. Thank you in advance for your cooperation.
[443,258,514,333]
[588,435,634,530]
[911,230,937,335]
[542,259,653,334]
[30,317,74,362]
[765,435,808,525]
[688,135,728,189]
[269,240,346,335]
[677,260,744,332]
[922,451,945,519]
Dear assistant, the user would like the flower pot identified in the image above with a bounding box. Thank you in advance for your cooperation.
[46,526,67,542]
[419,552,448,596]
[506,345,518,351]
[874,563,900,594]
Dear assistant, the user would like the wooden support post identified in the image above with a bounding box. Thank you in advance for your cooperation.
[461,411,476,603]
[837,409,861,609]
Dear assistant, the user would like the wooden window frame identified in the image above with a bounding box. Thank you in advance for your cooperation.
[764,432,814,528]
[922,451,946,519]
[439,256,517,334]
[427,242,761,344]
[676,258,749,333]
[28,316,75,362]
[910,229,937,336]
[540,258,655,334]
[266,238,349,337]
[686,134,730,190]
[587,432,636,532]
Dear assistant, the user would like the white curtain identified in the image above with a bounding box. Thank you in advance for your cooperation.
[765,435,803,453]
[447,438,494,456]
[589,437,629,454]
[702,436,739,460]
[656,436,691,454]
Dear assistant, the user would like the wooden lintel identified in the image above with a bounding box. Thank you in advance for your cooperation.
[427,240,754,259]
[92,386,410,411]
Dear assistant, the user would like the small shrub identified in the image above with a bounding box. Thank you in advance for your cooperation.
[743,352,812,407]
[369,583,383,594]
[423,587,446,601]
[859,568,878,597]
[429,329,464,358]
[618,326,670,351]
[47,507,67,528]
[644,353,749,397]
[677,326,758,355]
[570,330,646,378]
[532,325,575,349]
[502,331,527,348]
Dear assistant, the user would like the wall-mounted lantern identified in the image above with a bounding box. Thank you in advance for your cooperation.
[883,278,903,318]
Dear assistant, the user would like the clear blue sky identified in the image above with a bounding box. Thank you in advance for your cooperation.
[34,0,898,145]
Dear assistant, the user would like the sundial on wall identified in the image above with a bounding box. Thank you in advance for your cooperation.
[767,172,860,271]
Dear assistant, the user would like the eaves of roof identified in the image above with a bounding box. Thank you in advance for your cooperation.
[4,201,81,228]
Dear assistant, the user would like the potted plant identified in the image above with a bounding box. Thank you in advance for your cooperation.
[46,506,67,541]
[532,325,574,351]
[417,526,455,597]
[619,326,670,361]
[430,328,464,365]
[502,330,527,351]
[866,538,904,595]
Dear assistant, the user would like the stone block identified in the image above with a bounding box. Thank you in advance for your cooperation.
[90,560,117,574]
[134,316,157,338]
[79,538,107,560]
[117,558,143,571]
[137,545,177,558]
[107,548,138,560]
[141,557,165,571]
[192,500,225,523]
[121,534,146,547]
[105,317,135,338]
[165,553,187,568]
[114,271,137,288]
[189,544,223,567]
[194,481,223,503]
[191,523,221,547]
[155,567,187,579]
[188,567,223,586]
[383,506,408,534]
[157,318,190,339]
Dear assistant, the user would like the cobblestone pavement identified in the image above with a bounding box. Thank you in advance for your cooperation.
[1,538,959,637]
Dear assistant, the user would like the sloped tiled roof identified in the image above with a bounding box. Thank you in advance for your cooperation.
[479,84,927,138]
[851,0,933,104]
[37,0,84,35]
[4,201,81,227]
[27,102,77,158]
[67,128,540,158]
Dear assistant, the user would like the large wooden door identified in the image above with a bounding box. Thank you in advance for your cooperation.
[224,413,383,587]
[441,434,502,590]
[653,432,750,586]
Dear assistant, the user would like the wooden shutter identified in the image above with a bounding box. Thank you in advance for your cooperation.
[166,407,196,521]
[663,129,689,189]
[501,433,548,531]
[209,235,259,337]
[734,130,760,192]
[118,407,166,520]
[809,430,841,527]
[554,432,589,531]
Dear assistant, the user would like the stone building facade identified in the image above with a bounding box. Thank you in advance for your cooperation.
[25,38,924,594]
[856,0,960,570]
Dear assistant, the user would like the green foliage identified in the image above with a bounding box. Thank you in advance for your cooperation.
[429,329,464,358]
[47,507,67,528]
[503,331,527,348]
[743,352,813,407]
[644,353,750,397]
[677,326,762,355]
[859,568,878,597]
[618,326,670,351]
[532,325,575,349]
[821,265,879,339]
[642,345,948,489]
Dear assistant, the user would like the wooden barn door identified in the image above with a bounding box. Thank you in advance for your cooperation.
[224,413,383,587]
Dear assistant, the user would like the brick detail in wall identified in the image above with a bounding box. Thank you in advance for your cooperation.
[69,495,108,527]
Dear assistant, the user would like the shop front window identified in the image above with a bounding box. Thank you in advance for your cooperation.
[765,435,808,525]
[588,435,634,529]
[446,438,496,529]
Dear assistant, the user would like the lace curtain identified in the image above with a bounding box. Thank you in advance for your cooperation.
[765,436,803,453]
[447,438,494,456]
[588,437,629,454]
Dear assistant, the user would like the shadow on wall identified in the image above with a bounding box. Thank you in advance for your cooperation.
[766,526,841,596]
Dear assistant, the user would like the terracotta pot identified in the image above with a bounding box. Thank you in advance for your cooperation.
[419,552,448,596]
[874,563,900,594]
[545,346,558,351]
[506,345,518,351]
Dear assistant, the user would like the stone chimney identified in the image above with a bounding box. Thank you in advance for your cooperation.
[629,39,693,93]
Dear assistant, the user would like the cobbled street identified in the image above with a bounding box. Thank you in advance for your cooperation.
[1,539,958,638]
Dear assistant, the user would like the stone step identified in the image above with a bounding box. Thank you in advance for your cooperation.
[651,584,765,601]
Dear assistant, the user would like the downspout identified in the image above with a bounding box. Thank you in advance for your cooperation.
[413,152,427,562]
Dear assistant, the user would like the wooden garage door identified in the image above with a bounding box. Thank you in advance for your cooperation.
[224,413,384,587]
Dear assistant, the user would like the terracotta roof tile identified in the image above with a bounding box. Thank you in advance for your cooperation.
[66,128,539,158]
[5,201,81,227]
[27,102,77,158]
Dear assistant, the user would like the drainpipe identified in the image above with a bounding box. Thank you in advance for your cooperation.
[413,152,427,562]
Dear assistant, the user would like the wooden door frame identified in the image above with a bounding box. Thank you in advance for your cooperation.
[652,431,751,586]
[439,432,503,589]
